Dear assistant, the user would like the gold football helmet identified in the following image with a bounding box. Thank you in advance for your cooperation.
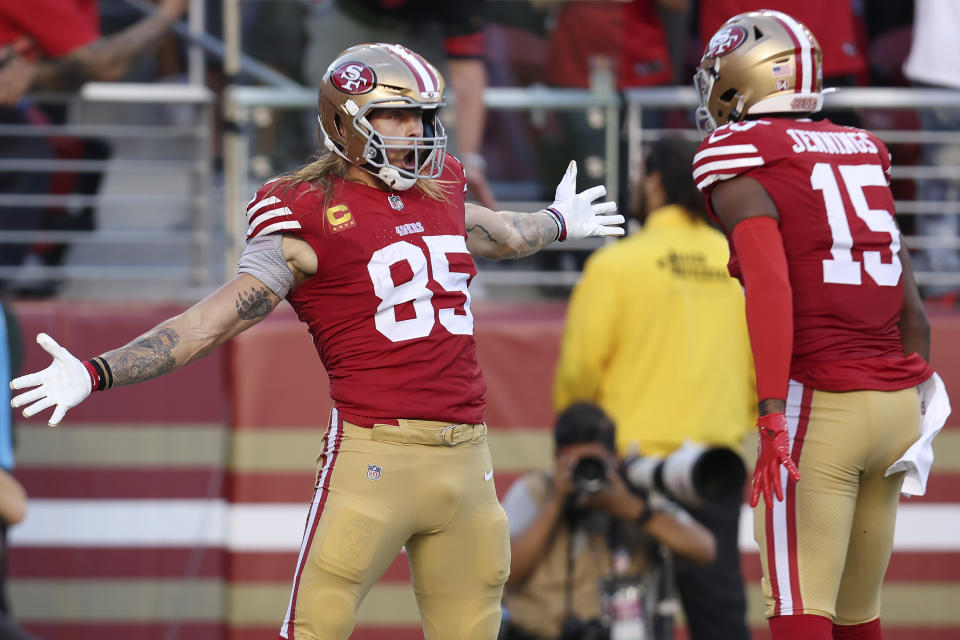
[318,43,447,190]
[694,10,823,133]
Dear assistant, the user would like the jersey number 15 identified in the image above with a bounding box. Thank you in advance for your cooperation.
[813,162,901,287]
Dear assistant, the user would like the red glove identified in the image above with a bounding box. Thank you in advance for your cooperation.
[750,413,801,508]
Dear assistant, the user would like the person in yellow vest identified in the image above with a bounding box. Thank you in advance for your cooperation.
[553,136,755,640]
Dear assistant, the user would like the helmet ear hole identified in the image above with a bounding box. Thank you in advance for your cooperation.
[334,114,345,137]
[719,88,738,102]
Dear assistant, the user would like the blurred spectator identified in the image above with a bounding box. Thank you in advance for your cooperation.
[300,0,497,209]
[0,300,30,640]
[0,0,187,103]
[541,0,690,191]
[554,137,755,640]
[0,0,188,296]
[0,468,28,640]
[500,402,714,640]
[478,3,552,201]
[902,0,960,304]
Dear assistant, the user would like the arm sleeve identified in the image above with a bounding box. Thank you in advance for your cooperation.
[730,216,793,403]
[236,234,295,299]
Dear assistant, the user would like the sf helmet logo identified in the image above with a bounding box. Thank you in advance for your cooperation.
[331,61,376,95]
[705,25,747,58]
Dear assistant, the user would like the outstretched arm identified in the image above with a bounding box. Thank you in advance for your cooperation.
[11,274,282,425]
[101,274,280,386]
[465,160,623,260]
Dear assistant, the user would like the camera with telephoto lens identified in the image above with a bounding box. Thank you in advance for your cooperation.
[624,442,746,507]
[571,455,610,494]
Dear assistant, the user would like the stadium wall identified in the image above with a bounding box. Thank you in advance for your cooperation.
[6,301,960,640]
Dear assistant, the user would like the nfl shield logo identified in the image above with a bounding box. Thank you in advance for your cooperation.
[388,194,404,211]
[366,464,382,481]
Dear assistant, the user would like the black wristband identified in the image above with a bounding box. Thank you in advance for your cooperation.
[88,357,113,391]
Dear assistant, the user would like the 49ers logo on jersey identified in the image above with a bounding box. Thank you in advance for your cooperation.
[331,61,376,95]
[705,25,747,58]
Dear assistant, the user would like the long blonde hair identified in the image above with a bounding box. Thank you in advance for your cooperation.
[269,150,452,211]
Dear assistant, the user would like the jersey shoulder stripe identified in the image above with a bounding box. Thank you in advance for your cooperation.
[693,143,765,191]
[245,181,309,241]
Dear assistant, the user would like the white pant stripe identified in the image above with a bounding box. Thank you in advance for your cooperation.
[770,380,804,614]
[279,408,341,638]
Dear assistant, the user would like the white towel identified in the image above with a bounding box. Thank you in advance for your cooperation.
[885,372,952,497]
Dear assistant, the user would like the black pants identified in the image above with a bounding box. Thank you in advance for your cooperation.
[674,486,750,640]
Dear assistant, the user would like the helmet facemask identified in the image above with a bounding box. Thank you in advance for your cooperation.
[359,101,447,191]
[693,65,720,134]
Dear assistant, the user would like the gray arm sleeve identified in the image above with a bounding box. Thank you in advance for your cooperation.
[236,234,295,299]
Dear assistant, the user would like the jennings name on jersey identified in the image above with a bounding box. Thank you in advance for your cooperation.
[244,156,485,425]
[694,117,931,392]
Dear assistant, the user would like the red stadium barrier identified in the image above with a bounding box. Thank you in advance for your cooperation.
[6,300,960,639]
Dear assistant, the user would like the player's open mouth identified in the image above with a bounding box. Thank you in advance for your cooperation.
[400,150,416,170]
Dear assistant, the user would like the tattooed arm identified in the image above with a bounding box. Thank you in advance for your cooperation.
[464,203,559,260]
[463,161,623,259]
[10,236,317,425]
[101,233,316,386]
[100,275,282,386]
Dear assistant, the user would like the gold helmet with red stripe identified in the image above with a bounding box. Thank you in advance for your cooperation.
[694,10,823,134]
[318,43,447,190]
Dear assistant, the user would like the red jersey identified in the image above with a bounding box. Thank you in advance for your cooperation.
[0,0,98,56]
[245,157,485,425]
[694,117,932,392]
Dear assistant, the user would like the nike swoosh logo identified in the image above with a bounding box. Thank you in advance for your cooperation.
[484,469,494,482]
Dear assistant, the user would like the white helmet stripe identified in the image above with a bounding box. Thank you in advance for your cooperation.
[380,43,437,93]
[767,10,813,94]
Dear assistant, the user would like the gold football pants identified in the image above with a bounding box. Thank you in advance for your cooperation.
[279,408,511,640]
[754,381,921,624]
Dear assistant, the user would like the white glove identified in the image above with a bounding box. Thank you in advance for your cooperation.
[545,161,625,241]
[10,333,91,427]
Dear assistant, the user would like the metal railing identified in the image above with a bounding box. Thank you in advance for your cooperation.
[623,86,960,289]
[0,83,215,298]
[224,84,960,290]
[3,80,959,297]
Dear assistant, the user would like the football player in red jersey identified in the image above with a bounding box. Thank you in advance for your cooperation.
[692,11,947,640]
[8,43,623,640]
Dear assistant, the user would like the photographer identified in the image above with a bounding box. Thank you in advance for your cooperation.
[554,136,755,640]
[501,403,714,640]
